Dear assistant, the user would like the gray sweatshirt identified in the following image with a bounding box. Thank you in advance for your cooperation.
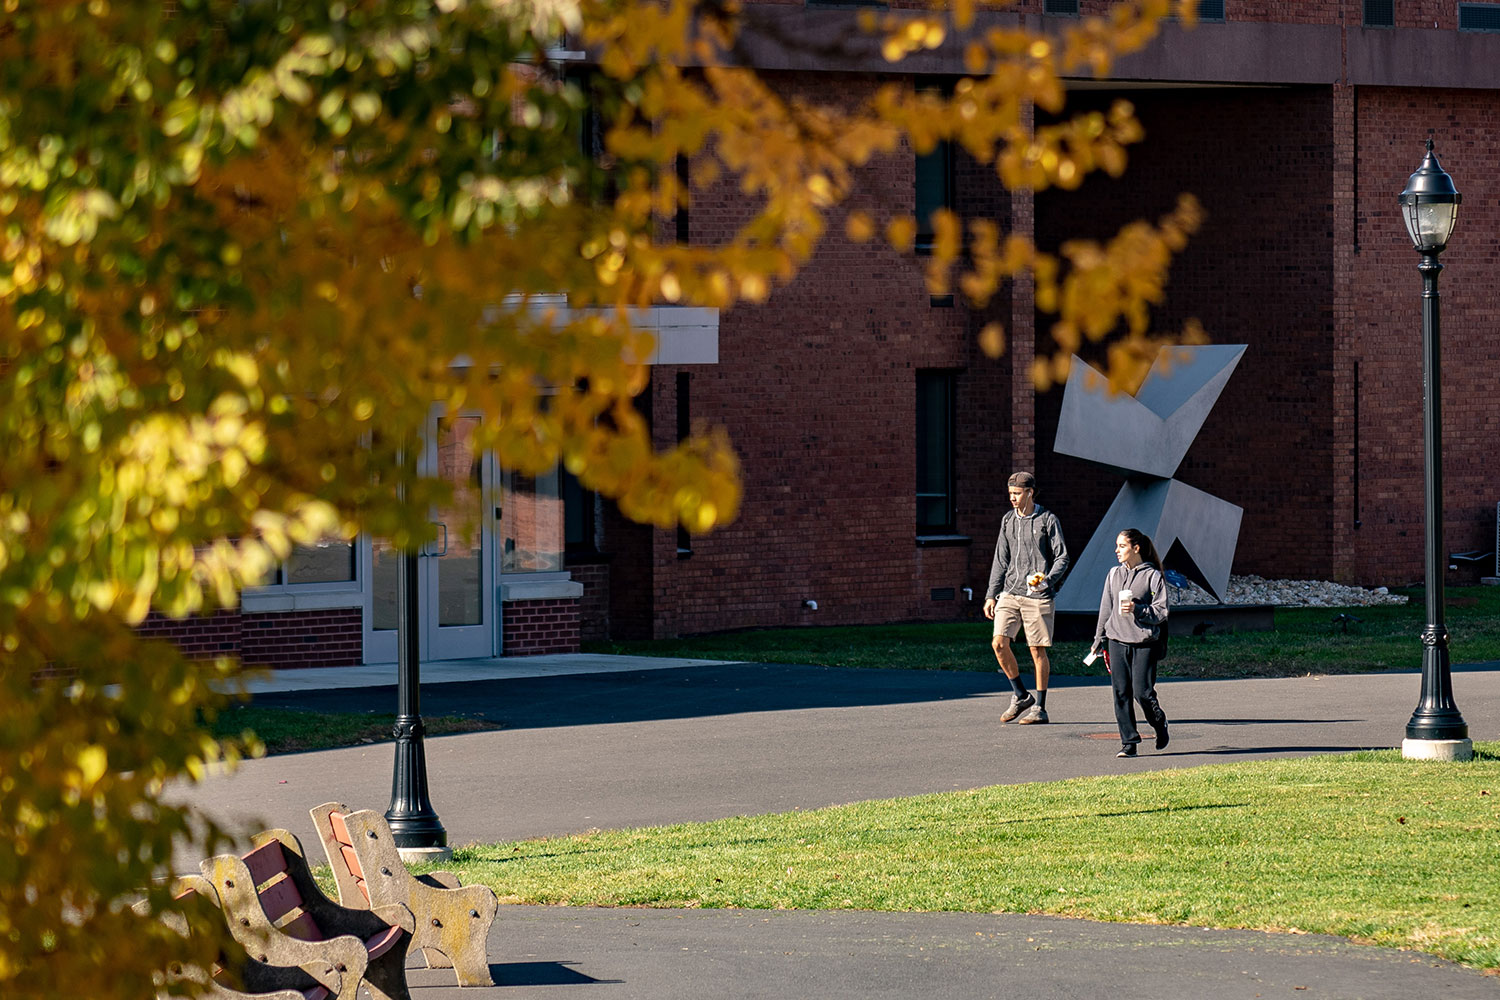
[984,505,1069,601]
[1093,562,1169,647]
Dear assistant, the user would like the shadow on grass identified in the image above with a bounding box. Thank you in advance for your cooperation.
[1160,745,1382,757]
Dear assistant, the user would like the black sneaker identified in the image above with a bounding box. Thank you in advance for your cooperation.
[1154,718,1169,751]
[1000,691,1036,723]
[1117,744,1137,758]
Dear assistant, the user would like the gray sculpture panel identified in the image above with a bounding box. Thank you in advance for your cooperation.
[1053,345,1246,480]
[1055,479,1243,613]
[1052,345,1248,614]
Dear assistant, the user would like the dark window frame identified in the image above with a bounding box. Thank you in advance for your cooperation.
[1363,0,1395,26]
[1193,0,1226,21]
[676,372,693,558]
[560,465,598,556]
[916,370,958,535]
[915,135,954,256]
[1460,2,1500,31]
[914,82,956,257]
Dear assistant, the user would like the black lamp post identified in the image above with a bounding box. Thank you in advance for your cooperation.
[1397,139,1472,761]
[386,446,451,858]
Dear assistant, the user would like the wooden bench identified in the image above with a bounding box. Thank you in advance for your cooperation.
[201,829,415,1000]
[310,802,498,988]
[140,874,358,1000]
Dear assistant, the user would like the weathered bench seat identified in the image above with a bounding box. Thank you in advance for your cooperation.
[202,829,416,1000]
[310,802,498,988]
[141,874,358,1000]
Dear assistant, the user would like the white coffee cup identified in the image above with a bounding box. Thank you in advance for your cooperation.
[1119,588,1133,615]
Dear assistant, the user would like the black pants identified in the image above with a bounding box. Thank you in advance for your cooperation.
[1107,638,1166,746]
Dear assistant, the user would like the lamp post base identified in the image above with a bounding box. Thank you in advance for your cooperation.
[396,844,455,864]
[1401,737,1474,762]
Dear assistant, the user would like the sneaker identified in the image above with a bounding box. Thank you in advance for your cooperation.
[1117,744,1137,758]
[1000,692,1035,723]
[1016,704,1049,725]
[1154,718,1170,751]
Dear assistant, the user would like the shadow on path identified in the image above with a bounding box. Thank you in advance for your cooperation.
[250,661,1500,734]
[1173,717,1362,726]
[251,663,1097,729]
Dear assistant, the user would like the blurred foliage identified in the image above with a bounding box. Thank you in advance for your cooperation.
[0,0,1204,995]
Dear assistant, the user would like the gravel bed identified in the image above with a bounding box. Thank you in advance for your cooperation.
[1168,574,1409,608]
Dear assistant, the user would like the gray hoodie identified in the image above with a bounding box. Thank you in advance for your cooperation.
[1093,562,1169,647]
[984,504,1069,601]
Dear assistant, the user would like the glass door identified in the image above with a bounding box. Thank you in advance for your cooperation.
[363,411,496,663]
[425,414,493,660]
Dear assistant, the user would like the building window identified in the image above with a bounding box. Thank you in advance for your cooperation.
[676,372,693,557]
[1043,0,1079,15]
[674,155,690,244]
[915,137,953,256]
[916,371,957,534]
[1460,2,1500,30]
[915,82,954,257]
[1166,0,1225,20]
[561,467,597,555]
[502,467,564,573]
[274,542,357,585]
[1364,0,1395,25]
[243,534,361,613]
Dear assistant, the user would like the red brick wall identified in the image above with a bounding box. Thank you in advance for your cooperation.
[1066,1,1453,25]
[137,609,242,661]
[136,607,362,669]
[1345,87,1500,585]
[503,598,581,655]
[613,71,1014,639]
[242,609,362,669]
[1032,86,1339,581]
[599,70,1500,640]
[569,559,612,642]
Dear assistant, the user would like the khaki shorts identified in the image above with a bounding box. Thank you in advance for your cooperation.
[993,592,1054,647]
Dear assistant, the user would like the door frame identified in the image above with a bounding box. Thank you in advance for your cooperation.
[361,411,498,664]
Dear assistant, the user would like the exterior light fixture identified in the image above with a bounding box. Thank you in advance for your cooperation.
[1396,139,1471,762]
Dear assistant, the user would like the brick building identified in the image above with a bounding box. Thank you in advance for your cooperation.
[588,0,1500,642]
[166,1,1500,664]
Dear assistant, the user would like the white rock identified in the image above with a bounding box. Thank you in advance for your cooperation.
[1166,574,1409,608]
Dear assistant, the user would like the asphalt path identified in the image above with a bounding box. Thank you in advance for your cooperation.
[171,662,1500,999]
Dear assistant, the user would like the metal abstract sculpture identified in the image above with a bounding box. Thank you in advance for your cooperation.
[1053,345,1248,613]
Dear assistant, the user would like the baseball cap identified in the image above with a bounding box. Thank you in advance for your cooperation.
[1007,471,1036,489]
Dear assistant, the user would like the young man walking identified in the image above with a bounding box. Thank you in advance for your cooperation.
[983,471,1069,724]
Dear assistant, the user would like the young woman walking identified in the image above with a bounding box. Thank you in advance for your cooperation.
[1090,528,1170,758]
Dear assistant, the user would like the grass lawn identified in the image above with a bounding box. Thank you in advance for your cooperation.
[428,745,1500,971]
[583,585,1500,678]
[207,705,496,755]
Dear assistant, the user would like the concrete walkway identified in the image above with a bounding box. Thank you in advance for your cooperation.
[178,656,1500,998]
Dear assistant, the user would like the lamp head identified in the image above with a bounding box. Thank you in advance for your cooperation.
[1398,139,1461,252]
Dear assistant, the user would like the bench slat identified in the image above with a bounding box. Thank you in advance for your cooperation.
[337,844,365,883]
[363,925,404,961]
[329,811,355,848]
[279,910,323,943]
[257,874,306,925]
[242,840,288,886]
